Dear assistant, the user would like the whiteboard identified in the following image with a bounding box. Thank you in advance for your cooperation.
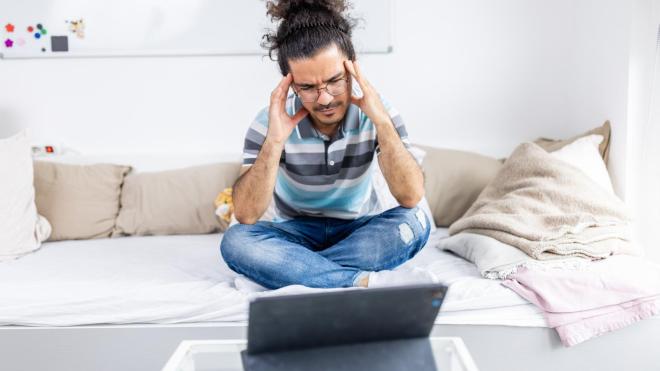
[0,0,392,59]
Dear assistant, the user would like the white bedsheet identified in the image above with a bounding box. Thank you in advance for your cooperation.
[0,229,547,327]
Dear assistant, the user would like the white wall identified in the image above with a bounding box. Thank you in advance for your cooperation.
[0,0,637,191]
[626,0,660,262]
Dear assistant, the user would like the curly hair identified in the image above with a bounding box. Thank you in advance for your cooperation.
[262,0,357,75]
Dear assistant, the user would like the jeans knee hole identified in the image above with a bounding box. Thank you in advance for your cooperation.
[415,209,427,230]
[398,223,414,244]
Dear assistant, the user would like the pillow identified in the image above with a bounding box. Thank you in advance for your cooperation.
[437,232,588,280]
[534,121,611,164]
[415,145,503,227]
[549,135,615,194]
[1,130,51,261]
[114,162,241,236]
[34,161,131,241]
[34,152,240,173]
[372,146,437,232]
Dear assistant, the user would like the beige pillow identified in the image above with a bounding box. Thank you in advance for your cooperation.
[33,161,131,241]
[415,122,611,227]
[534,121,611,164]
[415,145,502,227]
[114,162,242,236]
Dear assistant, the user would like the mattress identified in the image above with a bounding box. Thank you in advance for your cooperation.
[0,229,547,327]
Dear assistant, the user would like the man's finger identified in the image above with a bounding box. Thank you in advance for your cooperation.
[344,60,358,80]
[345,60,367,100]
[279,74,292,107]
[271,73,292,109]
[350,95,362,107]
[278,73,292,90]
[273,74,293,98]
[352,61,371,89]
[290,107,309,125]
[284,73,294,89]
[353,60,363,77]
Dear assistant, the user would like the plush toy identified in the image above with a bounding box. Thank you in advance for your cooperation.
[215,187,278,226]
[214,188,234,223]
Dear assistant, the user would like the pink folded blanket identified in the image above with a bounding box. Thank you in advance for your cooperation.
[502,255,660,346]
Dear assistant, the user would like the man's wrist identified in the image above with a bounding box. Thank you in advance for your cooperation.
[264,136,286,150]
[262,137,286,164]
[371,114,393,129]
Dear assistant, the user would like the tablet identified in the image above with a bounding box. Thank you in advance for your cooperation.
[246,283,448,355]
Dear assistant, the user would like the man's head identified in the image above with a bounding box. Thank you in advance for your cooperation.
[263,0,357,128]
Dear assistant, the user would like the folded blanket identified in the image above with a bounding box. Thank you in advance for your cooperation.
[449,142,637,260]
[502,255,660,346]
[437,233,588,280]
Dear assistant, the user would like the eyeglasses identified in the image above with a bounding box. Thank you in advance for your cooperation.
[293,77,349,103]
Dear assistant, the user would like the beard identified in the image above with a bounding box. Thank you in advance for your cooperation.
[310,100,347,127]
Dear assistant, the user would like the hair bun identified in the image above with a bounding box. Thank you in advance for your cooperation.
[262,0,357,75]
[266,0,349,21]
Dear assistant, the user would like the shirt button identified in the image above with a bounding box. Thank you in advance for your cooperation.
[329,160,335,166]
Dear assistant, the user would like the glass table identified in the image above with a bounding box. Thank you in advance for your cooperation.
[162,337,479,371]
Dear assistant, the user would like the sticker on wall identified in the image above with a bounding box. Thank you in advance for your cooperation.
[51,36,68,52]
[2,20,73,55]
[16,23,51,52]
[66,19,85,39]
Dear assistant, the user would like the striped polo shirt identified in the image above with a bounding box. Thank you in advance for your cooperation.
[242,94,411,220]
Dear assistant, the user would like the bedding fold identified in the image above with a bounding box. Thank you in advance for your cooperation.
[0,230,543,327]
[437,233,588,280]
[502,256,660,346]
[449,142,637,260]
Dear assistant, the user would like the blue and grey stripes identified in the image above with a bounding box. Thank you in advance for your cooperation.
[242,94,411,220]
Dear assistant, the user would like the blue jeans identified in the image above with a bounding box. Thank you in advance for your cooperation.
[220,206,431,289]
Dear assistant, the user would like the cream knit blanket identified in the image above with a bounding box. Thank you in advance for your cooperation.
[448,143,638,260]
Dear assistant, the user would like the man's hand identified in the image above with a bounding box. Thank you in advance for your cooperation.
[233,74,308,224]
[267,73,309,144]
[343,60,390,126]
[344,60,425,208]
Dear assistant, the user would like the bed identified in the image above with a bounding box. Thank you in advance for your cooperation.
[1,229,659,371]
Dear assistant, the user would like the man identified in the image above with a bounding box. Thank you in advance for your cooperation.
[220,0,433,289]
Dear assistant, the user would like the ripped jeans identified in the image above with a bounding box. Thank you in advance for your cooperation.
[220,206,431,289]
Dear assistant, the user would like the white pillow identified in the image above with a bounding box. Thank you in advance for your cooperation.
[0,130,51,262]
[550,135,615,195]
[372,146,438,232]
